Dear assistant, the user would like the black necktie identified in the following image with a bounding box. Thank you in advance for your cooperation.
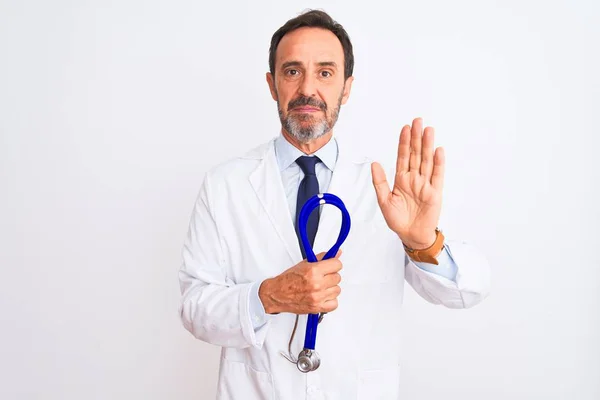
[295,156,321,258]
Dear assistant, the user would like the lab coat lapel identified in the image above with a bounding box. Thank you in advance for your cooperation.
[248,140,303,263]
[313,139,363,255]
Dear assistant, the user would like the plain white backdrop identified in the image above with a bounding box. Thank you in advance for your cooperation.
[1,0,598,399]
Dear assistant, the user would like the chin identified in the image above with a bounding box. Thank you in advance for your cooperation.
[283,115,330,144]
[295,130,328,144]
[291,113,318,123]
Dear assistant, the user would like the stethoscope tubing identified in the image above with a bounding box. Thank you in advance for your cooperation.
[297,193,351,350]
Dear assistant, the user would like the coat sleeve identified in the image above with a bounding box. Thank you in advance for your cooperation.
[404,239,491,309]
[178,174,271,349]
[378,164,491,309]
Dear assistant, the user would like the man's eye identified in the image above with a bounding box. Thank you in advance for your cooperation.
[321,71,332,77]
[286,69,299,76]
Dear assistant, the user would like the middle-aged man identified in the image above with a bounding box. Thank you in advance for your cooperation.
[179,9,490,400]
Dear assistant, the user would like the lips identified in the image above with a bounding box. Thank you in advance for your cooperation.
[293,107,321,112]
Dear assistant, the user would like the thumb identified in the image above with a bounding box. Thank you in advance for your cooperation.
[371,162,390,208]
[314,249,342,261]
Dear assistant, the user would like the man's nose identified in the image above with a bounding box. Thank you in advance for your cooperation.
[298,74,317,97]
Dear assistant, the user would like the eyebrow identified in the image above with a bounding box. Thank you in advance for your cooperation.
[280,61,339,70]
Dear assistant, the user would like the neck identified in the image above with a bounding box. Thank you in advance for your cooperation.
[281,129,333,155]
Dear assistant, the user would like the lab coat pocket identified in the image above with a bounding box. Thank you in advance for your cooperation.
[218,359,274,400]
[357,368,400,400]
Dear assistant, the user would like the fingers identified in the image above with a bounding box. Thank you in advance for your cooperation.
[420,126,435,179]
[371,162,390,208]
[305,281,341,313]
[321,298,339,312]
[431,146,445,190]
[315,257,343,275]
[312,276,342,313]
[409,118,422,172]
[396,125,411,174]
[324,284,341,301]
[302,252,344,313]
[405,117,438,181]
[323,271,342,288]
[327,284,341,297]
[321,287,341,312]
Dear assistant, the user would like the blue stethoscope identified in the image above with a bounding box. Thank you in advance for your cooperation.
[294,193,351,373]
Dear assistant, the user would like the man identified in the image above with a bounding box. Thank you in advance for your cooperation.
[179,9,490,400]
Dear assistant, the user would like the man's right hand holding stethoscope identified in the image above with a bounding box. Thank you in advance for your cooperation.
[259,249,343,315]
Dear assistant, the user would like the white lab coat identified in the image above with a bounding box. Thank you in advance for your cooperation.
[179,137,490,400]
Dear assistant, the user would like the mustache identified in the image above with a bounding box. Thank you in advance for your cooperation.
[287,96,327,111]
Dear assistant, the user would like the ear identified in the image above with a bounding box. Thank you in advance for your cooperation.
[340,76,354,105]
[266,72,278,101]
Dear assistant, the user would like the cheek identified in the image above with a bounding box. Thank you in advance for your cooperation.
[276,79,298,96]
[322,85,343,105]
[275,91,293,108]
[323,96,338,112]
[278,96,291,111]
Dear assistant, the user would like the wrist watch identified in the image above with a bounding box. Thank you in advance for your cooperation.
[402,228,445,265]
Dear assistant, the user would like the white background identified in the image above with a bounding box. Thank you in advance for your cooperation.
[1,0,598,399]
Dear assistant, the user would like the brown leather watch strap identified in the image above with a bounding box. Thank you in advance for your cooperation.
[403,228,445,265]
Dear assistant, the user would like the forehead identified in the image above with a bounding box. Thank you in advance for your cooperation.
[275,27,344,68]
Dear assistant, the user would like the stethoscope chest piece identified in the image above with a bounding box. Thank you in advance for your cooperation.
[297,348,321,373]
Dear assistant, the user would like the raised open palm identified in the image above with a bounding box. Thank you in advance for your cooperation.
[371,118,445,250]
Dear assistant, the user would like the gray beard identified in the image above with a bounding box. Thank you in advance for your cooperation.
[277,93,343,144]
[281,112,330,143]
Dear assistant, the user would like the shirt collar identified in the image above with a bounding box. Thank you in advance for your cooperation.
[274,133,338,172]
